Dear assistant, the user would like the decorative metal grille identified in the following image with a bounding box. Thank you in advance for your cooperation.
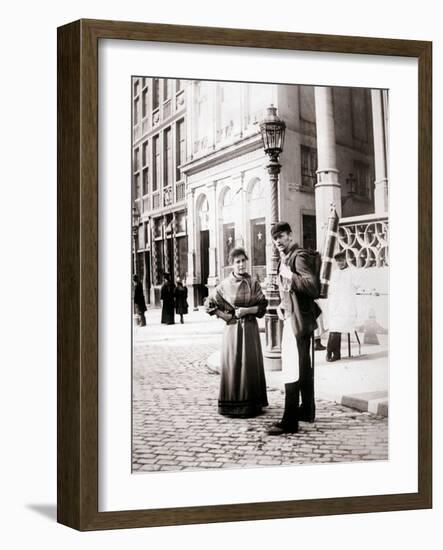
[175,181,185,202]
[338,217,389,268]
[163,186,172,207]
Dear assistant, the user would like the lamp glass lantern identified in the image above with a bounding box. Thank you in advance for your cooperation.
[259,105,286,158]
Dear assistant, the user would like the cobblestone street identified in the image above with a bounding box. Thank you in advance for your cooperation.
[132,310,388,472]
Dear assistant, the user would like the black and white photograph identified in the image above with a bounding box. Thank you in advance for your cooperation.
[131,77,390,473]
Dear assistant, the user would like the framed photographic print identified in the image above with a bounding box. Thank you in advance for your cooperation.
[57,19,432,530]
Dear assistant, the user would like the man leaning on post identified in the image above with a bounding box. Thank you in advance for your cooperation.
[267,221,321,435]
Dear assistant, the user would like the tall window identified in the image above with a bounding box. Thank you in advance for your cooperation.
[163,78,172,100]
[164,128,172,187]
[176,79,183,92]
[142,88,148,118]
[133,174,140,200]
[133,148,139,172]
[176,119,185,181]
[153,136,160,191]
[300,145,318,188]
[142,168,149,196]
[134,97,139,125]
[353,160,372,199]
[153,78,160,110]
[142,141,148,166]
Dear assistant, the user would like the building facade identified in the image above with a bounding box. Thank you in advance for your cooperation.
[132,77,188,305]
[132,78,389,318]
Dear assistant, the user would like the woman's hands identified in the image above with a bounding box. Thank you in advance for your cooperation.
[235,306,259,318]
[214,306,260,322]
[216,310,234,323]
[235,307,248,319]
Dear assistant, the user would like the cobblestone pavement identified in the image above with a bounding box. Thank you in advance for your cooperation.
[132,312,388,472]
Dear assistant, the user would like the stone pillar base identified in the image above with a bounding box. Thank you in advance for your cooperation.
[185,279,199,311]
[264,305,283,371]
[264,354,282,372]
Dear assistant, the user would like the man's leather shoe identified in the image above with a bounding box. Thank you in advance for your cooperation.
[314,340,326,351]
[298,411,315,423]
[267,423,298,435]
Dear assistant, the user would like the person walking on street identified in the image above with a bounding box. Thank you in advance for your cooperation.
[133,274,147,327]
[267,222,321,435]
[174,280,189,324]
[205,247,268,418]
[160,273,175,325]
[326,251,361,362]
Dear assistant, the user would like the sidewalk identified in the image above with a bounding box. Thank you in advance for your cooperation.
[206,329,389,417]
[136,306,389,417]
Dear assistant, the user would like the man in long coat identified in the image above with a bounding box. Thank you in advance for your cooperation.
[133,274,147,327]
[268,222,321,435]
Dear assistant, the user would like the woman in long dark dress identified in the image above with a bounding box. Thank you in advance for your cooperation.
[206,247,268,417]
[174,280,188,324]
[160,273,175,325]
[132,274,147,326]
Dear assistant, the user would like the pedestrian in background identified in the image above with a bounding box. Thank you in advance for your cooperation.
[326,251,362,362]
[314,310,327,350]
[174,280,188,324]
[205,247,268,418]
[160,273,175,325]
[132,274,147,327]
[267,222,321,435]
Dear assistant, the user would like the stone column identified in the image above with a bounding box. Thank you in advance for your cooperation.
[185,188,198,310]
[371,89,389,214]
[314,86,342,251]
[207,181,219,292]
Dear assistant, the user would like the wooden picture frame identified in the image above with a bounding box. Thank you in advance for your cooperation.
[57,18,432,530]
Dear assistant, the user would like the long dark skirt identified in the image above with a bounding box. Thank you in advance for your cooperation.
[161,300,175,324]
[218,317,268,417]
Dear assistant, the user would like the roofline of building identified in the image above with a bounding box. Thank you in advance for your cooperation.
[181,132,264,176]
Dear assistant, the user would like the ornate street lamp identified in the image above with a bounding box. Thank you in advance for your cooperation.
[132,204,140,275]
[259,105,286,370]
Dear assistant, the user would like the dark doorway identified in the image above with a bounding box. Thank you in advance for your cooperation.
[199,230,209,304]
[166,239,174,282]
[143,251,151,304]
[250,218,266,283]
[302,214,317,251]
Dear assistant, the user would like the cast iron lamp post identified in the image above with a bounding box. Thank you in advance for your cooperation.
[259,105,286,370]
